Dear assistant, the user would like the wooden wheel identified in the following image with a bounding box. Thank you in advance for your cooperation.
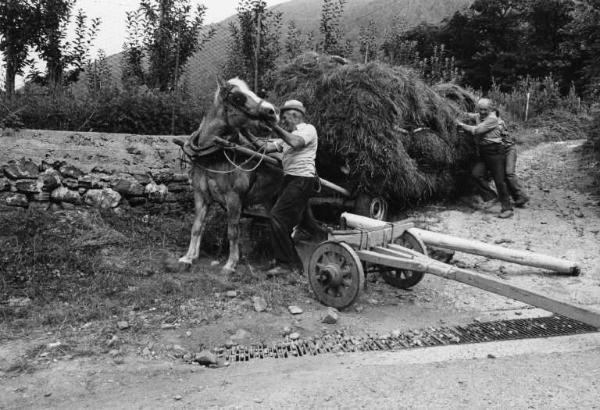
[381,231,428,289]
[308,241,365,310]
[355,194,388,221]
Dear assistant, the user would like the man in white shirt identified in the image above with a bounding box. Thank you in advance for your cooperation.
[252,100,318,275]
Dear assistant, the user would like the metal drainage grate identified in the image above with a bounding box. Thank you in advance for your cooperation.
[214,315,597,363]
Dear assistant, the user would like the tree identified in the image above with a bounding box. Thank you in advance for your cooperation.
[358,20,377,63]
[0,0,37,95]
[122,0,215,91]
[285,20,312,60]
[319,0,349,57]
[223,0,282,92]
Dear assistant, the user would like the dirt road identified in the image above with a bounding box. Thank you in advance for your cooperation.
[1,139,599,409]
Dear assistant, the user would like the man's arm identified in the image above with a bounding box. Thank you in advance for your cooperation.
[271,124,306,149]
[457,116,498,135]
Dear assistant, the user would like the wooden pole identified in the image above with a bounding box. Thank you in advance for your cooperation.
[525,92,530,122]
[356,249,600,328]
[409,228,580,276]
[341,212,388,229]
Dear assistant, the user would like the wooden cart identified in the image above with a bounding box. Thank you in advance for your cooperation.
[305,213,600,329]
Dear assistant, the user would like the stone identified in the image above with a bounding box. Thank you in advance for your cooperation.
[153,170,174,184]
[289,332,300,340]
[166,182,189,192]
[128,197,147,207]
[78,188,87,195]
[146,182,168,203]
[63,178,79,189]
[194,350,217,366]
[226,290,237,298]
[288,305,303,315]
[61,202,76,210]
[321,307,339,324]
[282,326,292,336]
[77,175,103,189]
[15,179,42,194]
[3,159,39,179]
[117,321,129,330]
[108,349,120,357]
[173,395,182,401]
[252,296,267,312]
[0,192,28,208]
[132,173,152,185]
[58,164,84,179]
[51,187,81,204]
[111,179,145,197]
[231,329,250,341]
[84,188,121,209]
[91,166,113,174]
[391,330,402,338]
[39,170,62,191]
[31,192,50,203]
[0,178,10,192]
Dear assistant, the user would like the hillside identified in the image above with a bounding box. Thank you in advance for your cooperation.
[99,0,471,101]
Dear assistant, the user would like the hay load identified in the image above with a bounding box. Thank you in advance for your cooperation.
[433,83,479,113]
[270,52,477,206]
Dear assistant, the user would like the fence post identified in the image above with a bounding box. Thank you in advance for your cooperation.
[525,92,530,122]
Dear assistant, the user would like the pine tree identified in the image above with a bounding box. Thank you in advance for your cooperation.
[319,0,348,57]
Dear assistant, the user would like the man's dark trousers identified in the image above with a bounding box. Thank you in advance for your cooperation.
[269,175,314,269]
[472,143,512,212]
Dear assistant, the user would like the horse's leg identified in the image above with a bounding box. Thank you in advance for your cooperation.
[179,190,209,267]
[222,192,242,275]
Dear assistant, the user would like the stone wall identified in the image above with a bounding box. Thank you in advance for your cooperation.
[0,157,192,212]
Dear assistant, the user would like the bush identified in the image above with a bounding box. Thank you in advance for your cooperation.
[2,83,205,135]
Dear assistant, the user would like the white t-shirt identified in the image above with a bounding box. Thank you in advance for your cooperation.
[274,123,318,177]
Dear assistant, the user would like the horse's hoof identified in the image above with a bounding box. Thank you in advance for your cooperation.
[178,261,192,272]
[221,266,235,275]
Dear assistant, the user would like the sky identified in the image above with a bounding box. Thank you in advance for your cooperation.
[78,0,290,56]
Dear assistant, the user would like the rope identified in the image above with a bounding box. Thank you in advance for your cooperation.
[193,143,269,174]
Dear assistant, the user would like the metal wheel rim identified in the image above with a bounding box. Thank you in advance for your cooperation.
[369,197,387,221]
[308,241,365,310]
[381,231,427,289]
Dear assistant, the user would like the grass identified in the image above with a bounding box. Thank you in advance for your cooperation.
[0,207,305,353]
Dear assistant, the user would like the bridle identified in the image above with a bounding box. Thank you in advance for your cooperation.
[220,85,273,128]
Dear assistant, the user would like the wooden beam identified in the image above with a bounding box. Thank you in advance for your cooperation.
[329,222,414,249]
[409,228,580,276]
[355,249,600,328]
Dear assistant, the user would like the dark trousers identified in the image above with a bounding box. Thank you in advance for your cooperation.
[269,175,314,268]
[472,143,512,211]
[504,144,527,201]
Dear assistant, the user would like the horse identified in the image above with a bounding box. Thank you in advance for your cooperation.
[177,77,282,274]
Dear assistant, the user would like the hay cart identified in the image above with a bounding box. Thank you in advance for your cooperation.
[304,213,600,329]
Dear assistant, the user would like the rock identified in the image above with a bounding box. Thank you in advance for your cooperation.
[0,192,28,208]
[62,178,79,189]
[107,335,119,347]
[84,188,121,209]
[47,341,62,349]
[77,175,103,189]
[14,179,41,194]
[145,182,168,203]
[226,290,237,298]
[224,339,236,348]
[173,395,182,401]
[391,329,402,338]
[194,350,217,366]
[231,329,250,340]
[3,159,39,179]
[61,202,76,210]
[172,173,188,182]
[321,307,339,324]
[31,191,50,201]
[91,166,113,174]
[50,187,81,204]
[59,164,84,179]
[108,349,120,357]
[288,305,303,315]
[142,347,151,356]
[289,332,300,340]
[117,321,130,330]
[8,296,31,307]
[252,296,267,312]
[132,173,152,185]
[111,179,145,197]
[487,353,496,359]
[0,178,9,192]
[210,260,220,267]
[153,170,174,184]
[166,182,190,192]
[39,170,62,191]
[160,323,177,329]
[28,201,49,211]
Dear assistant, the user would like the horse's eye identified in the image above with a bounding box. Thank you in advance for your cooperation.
[232,93,246,106]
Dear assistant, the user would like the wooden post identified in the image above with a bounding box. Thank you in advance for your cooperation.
[525,92,530,122]
[355,249,600,328]
[409,228,580,275]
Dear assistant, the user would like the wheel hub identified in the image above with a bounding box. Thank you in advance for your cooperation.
[320,264,343,287]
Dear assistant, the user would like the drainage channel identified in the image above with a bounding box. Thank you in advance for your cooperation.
[214,315,598,363]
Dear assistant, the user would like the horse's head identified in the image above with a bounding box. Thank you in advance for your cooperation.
[216,77,279,127]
